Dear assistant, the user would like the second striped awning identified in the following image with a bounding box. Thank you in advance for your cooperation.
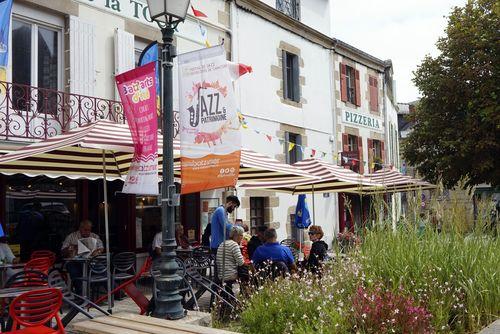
[239,158,382,194]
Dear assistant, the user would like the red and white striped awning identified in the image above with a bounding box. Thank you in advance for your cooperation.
[0,120,316,183]
[356,168,435,194]
[239,158,382,194]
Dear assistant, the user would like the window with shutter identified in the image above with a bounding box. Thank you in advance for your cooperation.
[344,65,356,105]
[68,16,96,96]
[354,69,361,107]
[369,75,379,112]
[340,63,347,102]
[114,29,135,99]
[282,51,300,102]
[250,197,265,228]
[285,132,302,165]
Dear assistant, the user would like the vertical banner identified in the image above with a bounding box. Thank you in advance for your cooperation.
[0,0,13,82]
[115,62,159,195]
[138,41,161,115]
[178,46,241,194]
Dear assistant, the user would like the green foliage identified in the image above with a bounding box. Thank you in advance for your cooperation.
[405,0,500,188]
[235,226,499,333]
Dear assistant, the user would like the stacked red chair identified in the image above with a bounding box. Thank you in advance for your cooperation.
[6,287,65,333]
[30,251,56,268]
[24,258,52,275]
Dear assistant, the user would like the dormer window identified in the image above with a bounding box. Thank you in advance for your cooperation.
[276,0,300,20]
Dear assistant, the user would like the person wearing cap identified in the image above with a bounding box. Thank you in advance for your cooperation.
[210,195,240,253]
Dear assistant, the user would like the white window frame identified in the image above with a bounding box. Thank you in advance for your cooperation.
[10,15,64,93]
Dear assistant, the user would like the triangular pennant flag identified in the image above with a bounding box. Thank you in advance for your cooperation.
[191,5,207,18]
[227,62,253,81]
[311,149,316,157]
[255,130,260,134]
[299,145,305,155]
[322,152,327,158]
[288,143,295,152]
[237,112,248,129]
[266,135,272,142]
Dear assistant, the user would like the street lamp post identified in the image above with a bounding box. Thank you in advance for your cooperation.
[146,0,190,320]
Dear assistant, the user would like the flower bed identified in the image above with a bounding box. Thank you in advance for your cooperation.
[231,228,500,333]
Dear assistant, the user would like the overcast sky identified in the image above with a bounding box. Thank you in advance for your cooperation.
[332,0,467,102]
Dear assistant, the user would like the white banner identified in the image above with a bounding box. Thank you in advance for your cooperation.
[178,46,241,194]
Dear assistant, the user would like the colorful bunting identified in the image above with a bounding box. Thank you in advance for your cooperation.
[311,149,316,157]
[237,112,248,129]
[191,5,207,18]
[288,143,295,152]
[266,135,273,142]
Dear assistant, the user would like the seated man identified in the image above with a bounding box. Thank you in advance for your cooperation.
[61,220,104,294]
[247,225,267,260]
[251,228,296,273]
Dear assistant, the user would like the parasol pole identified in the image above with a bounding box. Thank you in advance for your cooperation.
[102,150,112,313]
[312,184,316,225]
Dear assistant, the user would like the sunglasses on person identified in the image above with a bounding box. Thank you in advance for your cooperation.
[308,231,317,235]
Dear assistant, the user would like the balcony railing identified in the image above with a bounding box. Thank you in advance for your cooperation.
[0,81,179,141]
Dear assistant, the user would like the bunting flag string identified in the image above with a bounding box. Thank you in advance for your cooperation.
[236,112,395,168]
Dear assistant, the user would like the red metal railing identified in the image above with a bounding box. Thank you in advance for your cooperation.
[0,81,179,141]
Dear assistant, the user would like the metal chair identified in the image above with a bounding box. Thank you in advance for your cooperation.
[48,270,109,327]
[71,255,108,300]
[280,239,299,260]
[151,257,199,311]
[8,287,65,334]
[4,270,48,288]
[111,252,136,283]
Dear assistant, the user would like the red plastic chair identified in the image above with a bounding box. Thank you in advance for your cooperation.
[24,258,52,275]
[30,251,56,267]
[7,288,64,334]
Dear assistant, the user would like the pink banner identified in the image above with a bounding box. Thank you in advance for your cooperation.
[115,62,158,195]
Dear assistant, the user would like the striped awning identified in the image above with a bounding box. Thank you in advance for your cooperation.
[239,158,382,194]
[354,168,436,194]
[0,120,316,183]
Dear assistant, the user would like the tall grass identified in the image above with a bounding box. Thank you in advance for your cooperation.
[234,194,499,333]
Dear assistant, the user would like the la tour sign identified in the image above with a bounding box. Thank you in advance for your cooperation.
[342,110,383,132]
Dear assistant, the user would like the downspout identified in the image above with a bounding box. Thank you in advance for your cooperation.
[382,67,395,230]
[330,40,340,236]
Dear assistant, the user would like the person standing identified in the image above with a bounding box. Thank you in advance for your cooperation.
[210,195,240,253]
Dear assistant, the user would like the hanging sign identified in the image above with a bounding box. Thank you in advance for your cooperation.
[115,62,159,195]
[178,46,241,194]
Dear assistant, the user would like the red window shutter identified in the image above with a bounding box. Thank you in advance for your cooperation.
[342,133,349,152]
[373,78,379,111]
[340,63,347,102]
[368,76,375,111]
[357,136,364,174]
[355,69,361,107]
[381,141,385,165]
[367,139,374,173]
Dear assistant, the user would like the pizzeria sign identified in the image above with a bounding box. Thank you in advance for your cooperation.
[342,110,382,132]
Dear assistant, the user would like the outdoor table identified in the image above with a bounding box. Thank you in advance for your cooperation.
[63,257,91,297]
[0,263,25,288]
[71,312,240,334]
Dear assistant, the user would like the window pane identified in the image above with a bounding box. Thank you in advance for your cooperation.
[38,27,58,114]
[12,20,32,110]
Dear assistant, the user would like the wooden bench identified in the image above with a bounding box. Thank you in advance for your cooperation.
[71,312,240,334]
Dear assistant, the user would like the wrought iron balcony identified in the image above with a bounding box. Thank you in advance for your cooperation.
[276,0,300,20]
[0,81,179,141]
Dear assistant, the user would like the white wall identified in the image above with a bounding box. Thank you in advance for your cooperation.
[233,8,338,246]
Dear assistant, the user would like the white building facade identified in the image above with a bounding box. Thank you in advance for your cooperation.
[1,0,399,255]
